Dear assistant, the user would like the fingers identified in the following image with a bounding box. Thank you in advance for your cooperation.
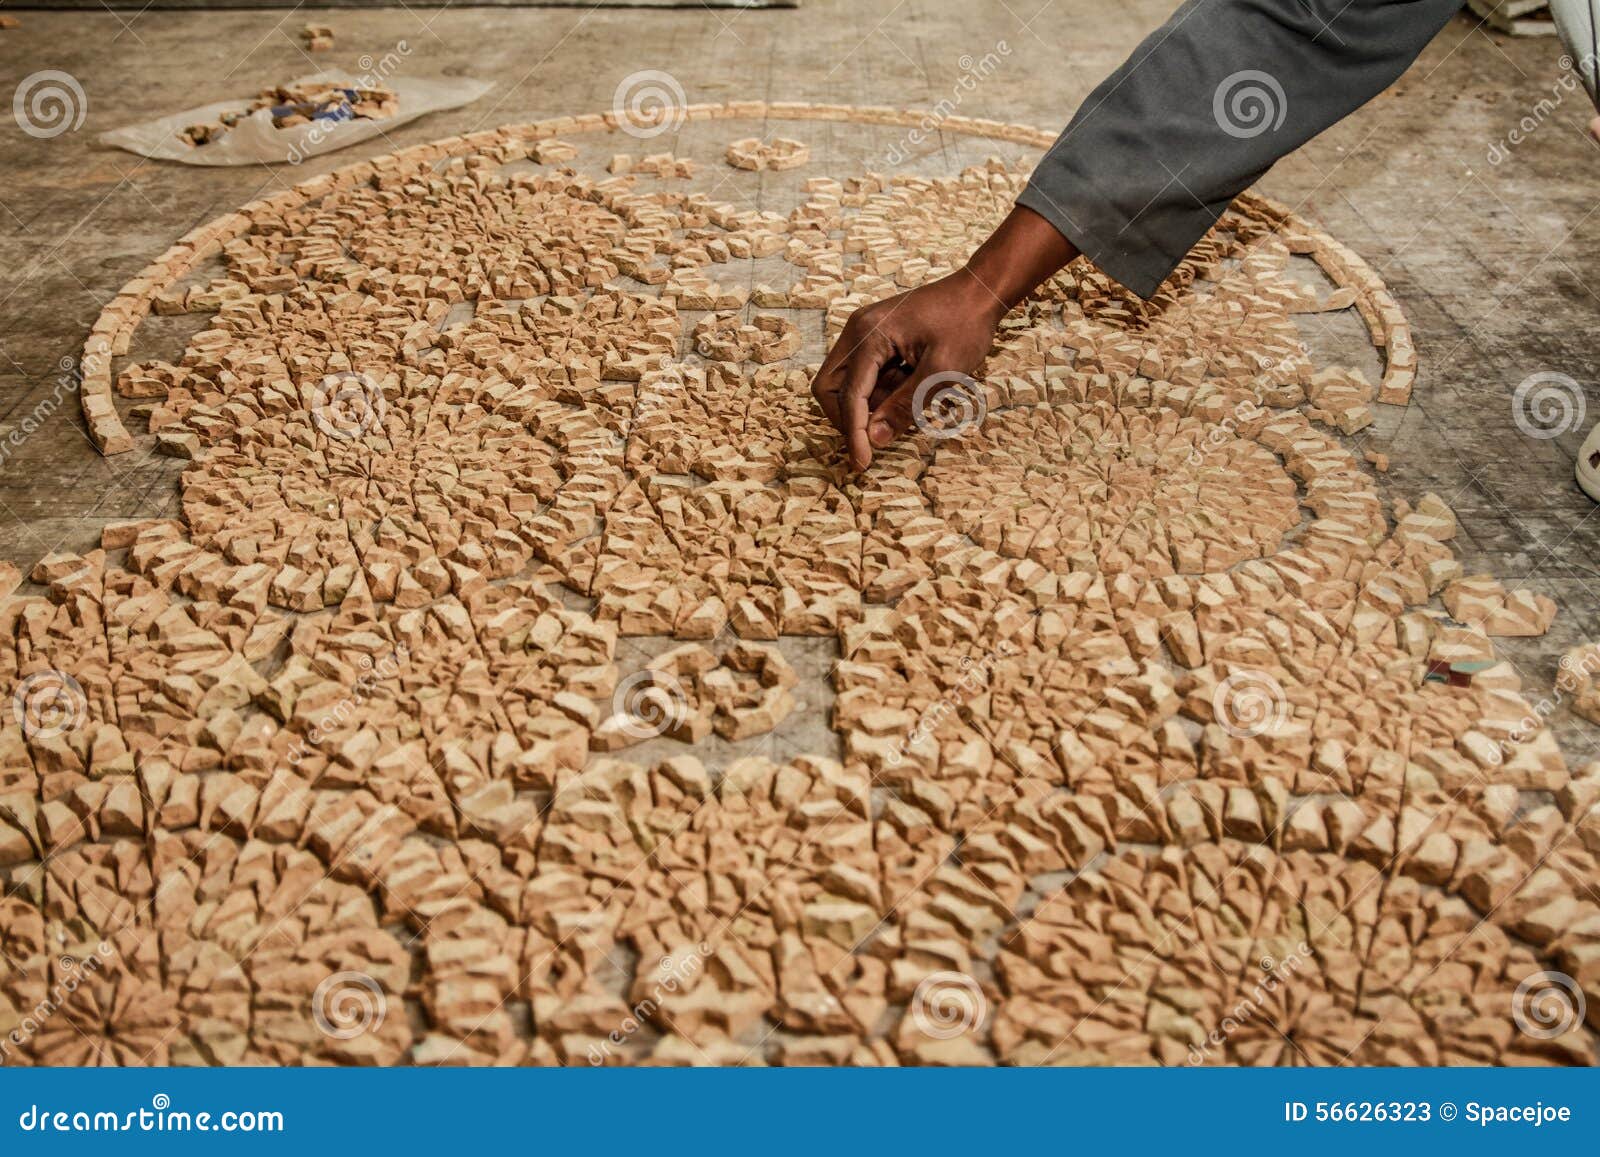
[810,311,881,440]
[868,378,920,449]
[870,360,911,411]
[869,356,960,449]
[842,349,886,471]
[832,356,908,425]
[810,310,897,470]
[810,363,843,432]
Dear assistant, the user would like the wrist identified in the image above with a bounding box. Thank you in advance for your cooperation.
[962,204,1080,314]
[944,266,1011,326]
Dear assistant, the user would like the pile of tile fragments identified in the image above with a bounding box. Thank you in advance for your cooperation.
[2,103,1594,1067]
[725,137,810,172]
[179,80,398,150]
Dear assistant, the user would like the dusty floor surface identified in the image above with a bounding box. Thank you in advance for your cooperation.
[0,3,1598,1066]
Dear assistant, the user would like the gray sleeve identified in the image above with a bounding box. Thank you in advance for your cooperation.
[1018,0,1463,298]
[1550,0,1600,109]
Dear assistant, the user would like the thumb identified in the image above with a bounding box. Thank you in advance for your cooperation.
[867,378,919,448]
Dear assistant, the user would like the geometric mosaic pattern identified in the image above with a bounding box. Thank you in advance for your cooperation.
[1,104,1594,1066]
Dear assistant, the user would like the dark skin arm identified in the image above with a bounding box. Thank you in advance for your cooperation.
[810,204,1080,471]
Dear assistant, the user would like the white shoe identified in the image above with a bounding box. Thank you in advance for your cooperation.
[1579,420,1600,503]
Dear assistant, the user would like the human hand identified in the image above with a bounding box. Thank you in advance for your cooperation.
[809,205,1079,471]
[809,270,1005,471]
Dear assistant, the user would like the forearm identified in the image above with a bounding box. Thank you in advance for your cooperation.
[954,206,1081,318]
[1021,0,1464,298]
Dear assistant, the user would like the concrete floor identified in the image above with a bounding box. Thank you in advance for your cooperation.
[1,1,1597,760]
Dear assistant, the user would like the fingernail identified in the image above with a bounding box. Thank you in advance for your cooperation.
[869,419,891,446]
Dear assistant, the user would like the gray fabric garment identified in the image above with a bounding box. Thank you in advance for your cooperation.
[1019,0,1464,298]
[1551,0,1600,106]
